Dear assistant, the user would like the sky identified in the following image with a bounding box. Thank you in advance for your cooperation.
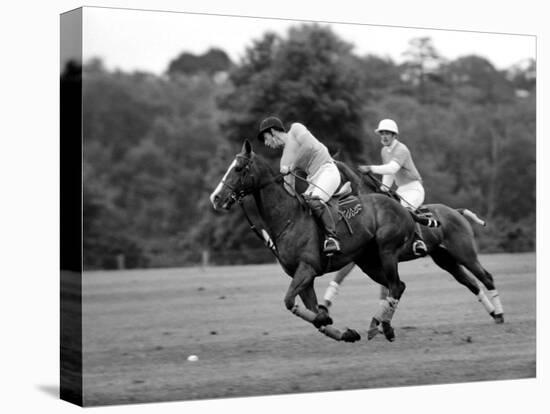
[82,6,536,75]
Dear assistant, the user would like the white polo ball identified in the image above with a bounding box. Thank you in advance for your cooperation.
[187,355,199,362]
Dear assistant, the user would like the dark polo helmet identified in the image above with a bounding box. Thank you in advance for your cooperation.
[257,116,285,142]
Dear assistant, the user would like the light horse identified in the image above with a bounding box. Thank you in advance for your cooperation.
[323,164,505,333]
[210,140,426,342]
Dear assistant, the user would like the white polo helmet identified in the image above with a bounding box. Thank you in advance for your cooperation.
[375,119,399,135]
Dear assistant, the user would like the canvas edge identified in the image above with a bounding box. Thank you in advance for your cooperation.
[60,7,84,407]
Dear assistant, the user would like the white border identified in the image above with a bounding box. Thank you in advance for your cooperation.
[1,1,545,413]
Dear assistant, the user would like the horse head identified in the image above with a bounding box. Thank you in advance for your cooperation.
[210,139,270,211]
[360,171,383,194]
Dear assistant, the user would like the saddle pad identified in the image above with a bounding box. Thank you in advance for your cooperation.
[417,206,431,215]
[416,205,436,219]
[333,181,352,198]
[338,194,362,220]
[415,205,440,227]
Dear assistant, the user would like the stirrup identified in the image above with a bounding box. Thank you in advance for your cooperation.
[412,240,427,256]
[323,237,341,256]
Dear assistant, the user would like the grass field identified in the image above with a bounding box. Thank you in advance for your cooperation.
[81,252,536,406]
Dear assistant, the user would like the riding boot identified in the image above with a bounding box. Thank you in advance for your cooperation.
[305,196,341,256]
[320,202,341,255]
[412,223,428,256]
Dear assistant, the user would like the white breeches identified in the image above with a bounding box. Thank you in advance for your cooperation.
[396,180,425,210]
[304,162,341,202]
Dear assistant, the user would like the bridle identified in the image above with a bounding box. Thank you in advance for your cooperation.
[217,153,288,262]
[219,154,283,203]
[217,155,251,203]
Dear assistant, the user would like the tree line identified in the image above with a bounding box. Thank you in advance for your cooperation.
[75,24,535,269]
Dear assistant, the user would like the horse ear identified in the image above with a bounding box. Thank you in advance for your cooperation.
[242,139,252,155]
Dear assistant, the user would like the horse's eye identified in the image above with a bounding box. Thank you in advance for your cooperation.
[235,162,249,172]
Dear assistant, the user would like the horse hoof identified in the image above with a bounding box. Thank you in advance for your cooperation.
[367,327,380,340]
[493,313,504,324]
[381,321,395,342]
[312,310,333,328]
[367,318,380,340]
[341,328,361,343]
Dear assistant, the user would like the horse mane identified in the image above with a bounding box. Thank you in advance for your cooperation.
[250,152,301,198]
[334,160,380,195]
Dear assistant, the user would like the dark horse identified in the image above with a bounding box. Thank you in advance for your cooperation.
[210,140,425,342]
[323,163,505,330]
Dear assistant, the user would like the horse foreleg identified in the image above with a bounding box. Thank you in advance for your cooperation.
[304,290,359,343]
[284,262,315,311]
[298,286,332,328]
[303,283,361,343]
[286,263,358,342]
[285,263,329,327]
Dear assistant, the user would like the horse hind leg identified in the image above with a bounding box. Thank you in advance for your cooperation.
[462,259,504,323]
[357,254,404,342]
[374,280,405,342]
[430,246,497,320]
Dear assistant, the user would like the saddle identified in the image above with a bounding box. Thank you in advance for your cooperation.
[290,178,363,237]
[286,169,363,236]
[415,205,436,220]
[413,206,440,228]
[332,182,362,221]
[416,206,432,216]
[330,181,363,234]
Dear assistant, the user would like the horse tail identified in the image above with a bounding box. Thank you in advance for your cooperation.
[457,208,487,227]
[410,211,441,228]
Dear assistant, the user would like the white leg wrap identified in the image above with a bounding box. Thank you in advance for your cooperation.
[489,290,504,314]
[379,286,389,300]
[291,304,316,323]
[323,281,340,305]
[374,297,399,322]
[477,291,495,314]
[374,300,389,333]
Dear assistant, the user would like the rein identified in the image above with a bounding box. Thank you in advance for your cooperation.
[289,171,331,199]
[363,171,416,209]
[237,197,291,261]
[218,160,282,202]
[223,155,290,260]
